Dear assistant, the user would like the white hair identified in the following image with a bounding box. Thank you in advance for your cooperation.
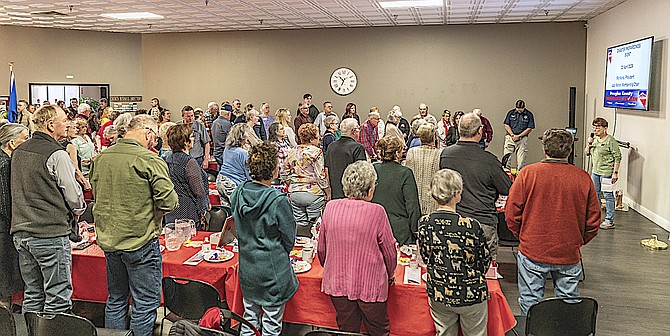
[340,118,359,136]
[342,161,377,199]
[77,103,91,114]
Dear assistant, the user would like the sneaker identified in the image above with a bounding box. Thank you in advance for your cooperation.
[600,220,615,229]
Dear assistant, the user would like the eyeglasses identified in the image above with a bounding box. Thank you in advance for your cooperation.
[145,127,157,135]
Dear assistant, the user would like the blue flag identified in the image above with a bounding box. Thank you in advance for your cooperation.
[8,69,17,123]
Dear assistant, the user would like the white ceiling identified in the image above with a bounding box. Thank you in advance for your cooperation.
[0,0,628,34]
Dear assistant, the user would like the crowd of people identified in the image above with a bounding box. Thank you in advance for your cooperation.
[0,93,620,336]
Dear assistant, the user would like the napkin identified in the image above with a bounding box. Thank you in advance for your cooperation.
[403,266,422,285]
[485,265,503,279]
[183,251,205,266]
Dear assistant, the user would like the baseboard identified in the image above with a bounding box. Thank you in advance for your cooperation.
[624,196,670,232]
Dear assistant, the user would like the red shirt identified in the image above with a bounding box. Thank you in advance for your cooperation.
[505,160,600,265]
[98,120,113,147]
[358,120,379,159]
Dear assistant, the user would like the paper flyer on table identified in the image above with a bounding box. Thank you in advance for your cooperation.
[403,266,422,285]
[183,251,205,266]
[601,177,616,192]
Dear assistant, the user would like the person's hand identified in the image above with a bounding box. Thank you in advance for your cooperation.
[82,179,92,191]
[611,172,619,184]
[201,158,209,170]
[207,203,212,211]
[512,135,520,142]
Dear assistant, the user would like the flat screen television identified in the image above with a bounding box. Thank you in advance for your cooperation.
[604,36,654,110]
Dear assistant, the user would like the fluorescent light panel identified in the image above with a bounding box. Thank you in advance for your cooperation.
[379,0,443,9]
[100,12,163,20]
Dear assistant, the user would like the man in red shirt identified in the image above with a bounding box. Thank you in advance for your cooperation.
[473,108,493,149]
[505,128,600,316]
[294,103,313,144]
[358,111,381,161]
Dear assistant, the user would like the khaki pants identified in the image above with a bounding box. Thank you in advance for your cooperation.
[503,134,529,169]
[429,297,488,336]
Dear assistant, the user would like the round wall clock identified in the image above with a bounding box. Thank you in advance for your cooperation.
[330,67,357,95]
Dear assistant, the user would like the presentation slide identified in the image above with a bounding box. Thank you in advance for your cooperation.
[604,37,653,110]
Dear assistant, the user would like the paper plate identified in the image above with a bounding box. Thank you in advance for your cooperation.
[203,250,234,263]
[292,261,312,274]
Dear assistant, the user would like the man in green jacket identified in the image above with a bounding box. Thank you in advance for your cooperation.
[90,114,178,336]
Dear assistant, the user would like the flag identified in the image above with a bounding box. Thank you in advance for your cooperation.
[8,66,17,123]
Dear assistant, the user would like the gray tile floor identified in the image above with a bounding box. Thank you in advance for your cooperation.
[12,209,669,335]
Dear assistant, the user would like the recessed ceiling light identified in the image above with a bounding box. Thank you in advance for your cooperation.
[379,0,443,9]
[100,12,163,20]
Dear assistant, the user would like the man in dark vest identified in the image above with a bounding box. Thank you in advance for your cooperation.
[11,105,85,313]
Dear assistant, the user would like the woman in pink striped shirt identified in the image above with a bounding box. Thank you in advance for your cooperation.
[317,161,397,336]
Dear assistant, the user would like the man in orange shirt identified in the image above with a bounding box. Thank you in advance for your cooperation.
[505,129,600,316]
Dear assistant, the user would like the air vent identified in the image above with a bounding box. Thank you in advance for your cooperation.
[31,11,69,16]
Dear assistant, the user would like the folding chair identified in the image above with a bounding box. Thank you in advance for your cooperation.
[160,277,223,335]
[525,297,598,336]
[25,312,132,336]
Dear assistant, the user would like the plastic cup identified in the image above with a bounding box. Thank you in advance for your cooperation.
[164,223,182,251]
[175,219,192,243]
[302,245,314,263]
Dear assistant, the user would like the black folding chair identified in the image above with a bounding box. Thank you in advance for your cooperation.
[304,330,367,336]
[160,277,223,336]
[525,297,598,336]
[206,206,229,232]
[497,212,519,251]
[169,308,261,336]
[24,312,132,336]
[0,303,16,336]
[80,201,95,224]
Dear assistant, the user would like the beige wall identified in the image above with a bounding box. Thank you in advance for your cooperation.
[0,26,142,100]
[142,22,587,165]
[586,0,670,230]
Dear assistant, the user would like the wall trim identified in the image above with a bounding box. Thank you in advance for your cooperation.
[624,196,670,232]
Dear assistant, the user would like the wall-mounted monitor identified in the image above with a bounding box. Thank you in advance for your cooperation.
[603,36,654,110]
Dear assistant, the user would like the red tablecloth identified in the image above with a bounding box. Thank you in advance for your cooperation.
[229,258,516,336]
[208,182,221,207]
[71,232,238,305]
[208,160,218,172]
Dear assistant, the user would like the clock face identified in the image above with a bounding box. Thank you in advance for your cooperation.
[330,67,357,96]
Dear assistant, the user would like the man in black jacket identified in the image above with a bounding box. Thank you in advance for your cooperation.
[439,113,512,261]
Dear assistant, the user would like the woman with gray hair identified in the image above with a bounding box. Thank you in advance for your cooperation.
[0,123,30,306]
[405,123,441,215]
[417,169,491,336]
[216,123,252,207]
[384,110,405,142]
[321,115,339,154]
[408,118,427,149]
[318,161,397,336]
[245,109,264,145]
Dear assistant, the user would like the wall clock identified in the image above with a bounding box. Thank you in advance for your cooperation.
[330,67,357,96]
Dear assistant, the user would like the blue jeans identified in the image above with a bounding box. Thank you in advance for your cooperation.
[13,235,72,313]
[591,173,615,222]
[104,238,162,336]
[241,298,286,336]
[517,252,581,316]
